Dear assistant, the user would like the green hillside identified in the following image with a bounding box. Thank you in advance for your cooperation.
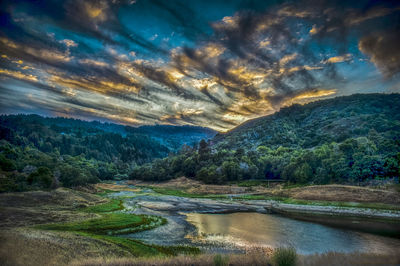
[0,114,214,192]
[131,94,400,184]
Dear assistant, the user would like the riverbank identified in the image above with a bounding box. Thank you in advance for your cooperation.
[121,179,400,235]
[266,201,400,236]
[0,188,199,266]
[127,177,400,205]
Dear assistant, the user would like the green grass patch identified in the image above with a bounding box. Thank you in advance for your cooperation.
[77,232,200,257]
[82,199,124,213]
[214,254,229,266]
[36,213,166,235]
[150,187,228,199]
[235,194,274,200]
[35,193,201,257]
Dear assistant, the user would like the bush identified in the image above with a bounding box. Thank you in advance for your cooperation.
[0,154,16,171]
[213,254,229,266]
[27,166,53,188]
[272,247,297,266]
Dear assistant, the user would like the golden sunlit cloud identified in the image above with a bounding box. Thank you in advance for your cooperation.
[309,24,319,35]
[61,39,78,47]
[291,89,337,100]
[282,89,337,107]
[323,54,352,64]
[279,53,298,65]
[0,68,38,82]
[0,37,18,49]
[85,1,108,22]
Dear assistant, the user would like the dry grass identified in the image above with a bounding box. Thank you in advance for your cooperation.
[0,188,107,228]
[297,251,400,266]
[70,253,271,266]
[70,251,400,266]
[277,185,400,204]
[129,177,250,194]
[0,228,133,266]
[129,177,400,205]
[95,183,141,192]
[0,188,130,266]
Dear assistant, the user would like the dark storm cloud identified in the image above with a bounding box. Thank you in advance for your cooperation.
[359,29,400,78]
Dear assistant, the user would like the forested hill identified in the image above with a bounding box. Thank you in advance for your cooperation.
[214,93,400,150]
[130,93,400,185]
[0,114,215,191]
[0,114,216,151]
[126,125,216,151]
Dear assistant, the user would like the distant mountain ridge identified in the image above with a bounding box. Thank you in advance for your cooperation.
[0,114,216,191]
[0,114,217,151]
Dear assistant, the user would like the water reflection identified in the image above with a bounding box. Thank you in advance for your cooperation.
[185,212,400,254]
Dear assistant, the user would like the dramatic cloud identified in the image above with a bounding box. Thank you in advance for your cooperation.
[0,0,399,131]
[359,30,400,78]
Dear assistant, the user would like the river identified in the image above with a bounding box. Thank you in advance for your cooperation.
[184,212,400,254]
[107,183,400,255]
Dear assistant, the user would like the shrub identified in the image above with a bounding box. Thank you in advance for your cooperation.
[27,166,52,188]
[213,254,229,266]
[272,247,297,266]
[0,154,16,171]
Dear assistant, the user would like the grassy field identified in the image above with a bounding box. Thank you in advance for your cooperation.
[133,177,400,211]
[144,185,400,211]
[2,182,400,265]
[81,199,124,213]
[70,251,400,266]
[0,188,200,265]
[36,213,166,235]
[34,194,200,257]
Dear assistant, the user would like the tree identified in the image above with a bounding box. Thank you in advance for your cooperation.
[196,165,225,184]
[198,139,210,162]
[182,157,196,177]
[0,154,16,171]
[27,166,52,188]
[222,160,241,181]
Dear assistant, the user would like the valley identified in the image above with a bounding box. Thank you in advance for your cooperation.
[1,180,399,265]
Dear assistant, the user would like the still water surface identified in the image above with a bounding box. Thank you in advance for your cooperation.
[185,212,400,254]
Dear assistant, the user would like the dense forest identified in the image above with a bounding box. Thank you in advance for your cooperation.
[1,94,399,191]
[0,114,214,191]
[130,94,400,185]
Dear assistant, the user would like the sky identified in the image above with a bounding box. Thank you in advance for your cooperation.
[0,0,399,131]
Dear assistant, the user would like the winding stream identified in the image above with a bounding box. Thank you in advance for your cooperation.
[109,184,400,255]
